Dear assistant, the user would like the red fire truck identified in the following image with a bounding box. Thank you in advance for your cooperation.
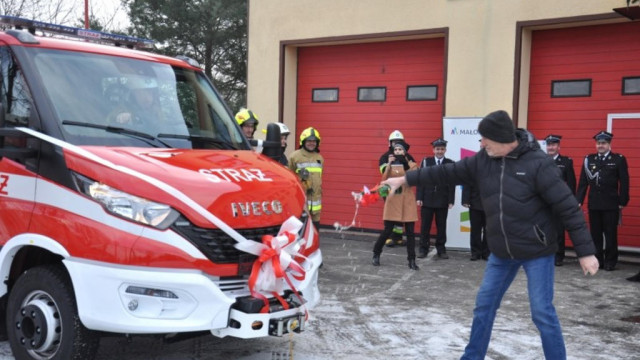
[0,16,321,360]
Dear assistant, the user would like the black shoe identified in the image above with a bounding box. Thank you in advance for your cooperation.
[372,254,380,266]
[417,250,428,258]
[482,254,489,261]
[408,259,419,270]
[555,259,563,267]
[470,254,480,261]
[626,273,640,282]
[437,253,449,259]
[604,265,615,271]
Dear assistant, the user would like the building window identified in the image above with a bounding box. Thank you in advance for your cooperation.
[551,79,591,97]
[312,88,339,102]
[622,77,640,95]
[407,85,438,101]
[358,87,386,102]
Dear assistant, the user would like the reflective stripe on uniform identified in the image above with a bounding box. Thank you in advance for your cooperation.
[296,162,323,173]
[307,200,322,212]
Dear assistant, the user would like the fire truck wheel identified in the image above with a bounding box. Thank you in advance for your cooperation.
[6,264,100,360]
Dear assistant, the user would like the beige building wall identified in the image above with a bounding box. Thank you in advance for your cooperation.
[247,0,626,147]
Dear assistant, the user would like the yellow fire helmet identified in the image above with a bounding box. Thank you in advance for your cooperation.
[299,127,321,146]
[235,108,259,127]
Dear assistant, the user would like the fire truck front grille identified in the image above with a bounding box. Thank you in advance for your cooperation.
[170,216,281,264]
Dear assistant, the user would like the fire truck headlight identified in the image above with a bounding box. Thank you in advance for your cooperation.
[73,173,179,229]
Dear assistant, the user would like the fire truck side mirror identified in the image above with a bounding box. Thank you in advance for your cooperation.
[261,122,283,161]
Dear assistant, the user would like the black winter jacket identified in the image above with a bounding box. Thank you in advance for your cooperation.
[461,185,483,211]
[405,136,595,260]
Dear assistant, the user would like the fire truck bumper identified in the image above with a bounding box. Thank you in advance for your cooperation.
[63,249,322,336]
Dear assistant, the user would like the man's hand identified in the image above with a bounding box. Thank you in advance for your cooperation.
[579,255,599,276]
[381,176,407,196]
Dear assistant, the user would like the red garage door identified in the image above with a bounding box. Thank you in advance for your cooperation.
[527,22,640,250]
[296,38,445,230]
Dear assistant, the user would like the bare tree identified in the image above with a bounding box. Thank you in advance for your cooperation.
[1,0,78,24]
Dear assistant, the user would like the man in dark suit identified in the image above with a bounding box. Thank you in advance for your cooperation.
[577,131,629,271]
[416,138,455,259]
[545,134,576,266]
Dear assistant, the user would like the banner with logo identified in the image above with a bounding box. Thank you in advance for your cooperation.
[443,117,483,250]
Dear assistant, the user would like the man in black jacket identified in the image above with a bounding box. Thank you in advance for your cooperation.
[417,138,455,259]
[577,131,629,271]
[383,110,599,360]
[544,134,577,266]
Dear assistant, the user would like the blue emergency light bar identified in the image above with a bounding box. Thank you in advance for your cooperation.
[0,15,154,49]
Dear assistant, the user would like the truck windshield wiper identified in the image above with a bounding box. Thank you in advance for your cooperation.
[62,120,172,148]
[157,133,238,150]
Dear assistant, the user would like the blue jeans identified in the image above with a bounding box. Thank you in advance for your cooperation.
[461,254,566,360]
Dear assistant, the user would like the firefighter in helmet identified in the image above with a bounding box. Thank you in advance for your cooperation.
[289,127,324,229]
[261,122,290,165]
[235,108,259,140]
[275,122,290,166]
[378,130,416,247]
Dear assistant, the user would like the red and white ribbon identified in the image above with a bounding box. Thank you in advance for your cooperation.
[235,217,309,313]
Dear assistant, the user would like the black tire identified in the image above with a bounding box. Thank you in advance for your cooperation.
[6,265,100,360]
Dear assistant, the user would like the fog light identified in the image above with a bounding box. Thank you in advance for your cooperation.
[126,286,178,299]
[251,321,263,330]
[287,319,299,332]
[128,299,138,311]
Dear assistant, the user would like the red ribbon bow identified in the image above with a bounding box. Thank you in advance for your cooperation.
[247,231,307,313]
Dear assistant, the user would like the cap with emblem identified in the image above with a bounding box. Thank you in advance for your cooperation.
[545,134,562,143]
[431,138,447,147]
[593,131,613,142]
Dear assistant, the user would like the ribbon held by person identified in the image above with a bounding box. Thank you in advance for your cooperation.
[333,184,391,232]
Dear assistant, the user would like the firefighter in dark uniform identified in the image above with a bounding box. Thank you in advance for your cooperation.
[577,131,629,271]
[416,138,455,259]
[545,134,576,266]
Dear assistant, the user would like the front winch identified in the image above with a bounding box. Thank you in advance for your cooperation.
[268,313,305,336]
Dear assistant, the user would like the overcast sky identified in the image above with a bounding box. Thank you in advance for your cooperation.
[74,0,130,30]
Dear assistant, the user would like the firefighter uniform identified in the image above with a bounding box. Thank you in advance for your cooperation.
[576,131,629,270]
[545,134,576,266]
[289,128,324,225]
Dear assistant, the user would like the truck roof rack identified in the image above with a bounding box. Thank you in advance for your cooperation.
[0,15,154,49]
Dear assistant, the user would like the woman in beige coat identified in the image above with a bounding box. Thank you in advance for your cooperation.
[372,143,420,270]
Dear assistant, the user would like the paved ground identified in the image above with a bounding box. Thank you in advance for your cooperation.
[0,229,638,359]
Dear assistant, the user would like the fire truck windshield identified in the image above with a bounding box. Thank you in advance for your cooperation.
[26,47,247,150]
